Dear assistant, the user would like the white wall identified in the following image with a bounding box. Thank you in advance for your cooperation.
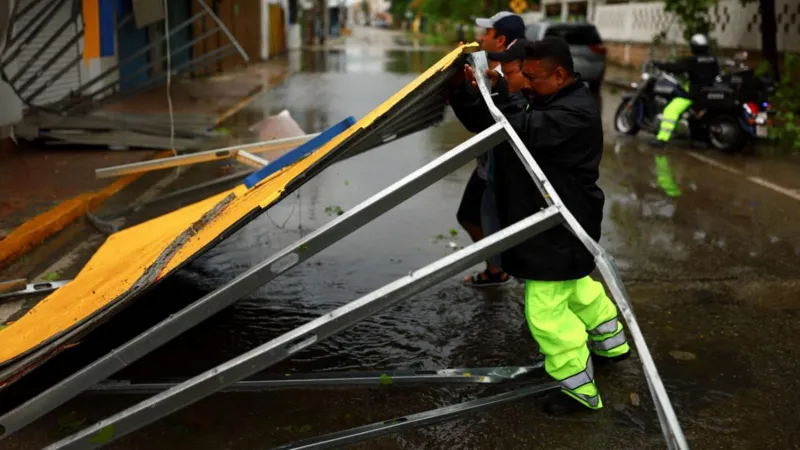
[593,0,800,52]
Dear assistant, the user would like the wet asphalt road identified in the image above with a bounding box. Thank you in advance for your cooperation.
[5,27,800,450]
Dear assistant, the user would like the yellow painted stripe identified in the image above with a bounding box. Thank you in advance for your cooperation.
[0,151,173,271]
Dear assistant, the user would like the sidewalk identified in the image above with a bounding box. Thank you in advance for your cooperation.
[0,59,293,275]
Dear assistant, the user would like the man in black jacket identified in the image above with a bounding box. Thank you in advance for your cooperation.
[451,37,631,414]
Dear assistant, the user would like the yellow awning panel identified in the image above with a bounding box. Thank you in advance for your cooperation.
[0,44,477,384]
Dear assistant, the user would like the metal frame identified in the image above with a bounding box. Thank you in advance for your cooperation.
[88,364,546,394]
[0,281,70,303]
[270,381,560,450]
[0,52,688,450]
[94,134,320,178]
[0,121,508,442]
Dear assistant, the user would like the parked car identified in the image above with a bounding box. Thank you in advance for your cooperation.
[524,21,607,93]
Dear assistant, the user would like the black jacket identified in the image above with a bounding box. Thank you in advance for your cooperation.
[655,55,720,95]
[449,77,604,281]
[449,81,529,186]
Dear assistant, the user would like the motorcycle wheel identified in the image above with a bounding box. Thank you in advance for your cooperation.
[614,99,640,135]
[707,114,748,153]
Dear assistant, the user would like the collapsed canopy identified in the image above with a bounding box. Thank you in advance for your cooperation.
[0,44,476,391]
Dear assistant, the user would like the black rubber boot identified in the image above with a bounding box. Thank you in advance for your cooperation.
[649,139,667,149]
[592,350,631,369]
[543,391,593,416]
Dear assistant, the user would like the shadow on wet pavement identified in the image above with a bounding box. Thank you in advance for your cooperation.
[5,32,800,449]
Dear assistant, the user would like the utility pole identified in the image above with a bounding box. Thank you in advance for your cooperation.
[759,0,779,81]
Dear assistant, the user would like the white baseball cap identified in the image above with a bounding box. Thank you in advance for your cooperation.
[475,11,516,29]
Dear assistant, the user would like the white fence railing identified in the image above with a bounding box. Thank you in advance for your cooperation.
[593,0,800,52]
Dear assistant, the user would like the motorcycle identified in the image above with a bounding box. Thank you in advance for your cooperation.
[614,52,775,153]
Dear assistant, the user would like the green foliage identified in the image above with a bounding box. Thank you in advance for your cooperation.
[390,0,412,24]
[324,205,344,216]
[768,53,800,149]
[420,0,483,23]
[662,0,718,43]
[88,425,115,444]
[755,60,772,78]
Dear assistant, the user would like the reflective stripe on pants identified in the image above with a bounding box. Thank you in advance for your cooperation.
[524,276,627,410]
[657,97,693,142]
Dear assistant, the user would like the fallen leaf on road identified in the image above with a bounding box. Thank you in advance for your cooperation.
[630,392,640,406]
[669,350,697,361]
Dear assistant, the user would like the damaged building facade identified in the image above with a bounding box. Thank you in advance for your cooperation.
[0,0,292,146]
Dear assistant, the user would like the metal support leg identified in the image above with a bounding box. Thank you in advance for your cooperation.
[88,364,545,394]
[195,0,249,62]
[44,207,562,449]
[0,281,70,303]
[0,123,508,441]
[271,381,560,450]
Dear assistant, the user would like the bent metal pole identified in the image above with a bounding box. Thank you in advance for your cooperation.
[0,123,508,441]
[44,207,563,449]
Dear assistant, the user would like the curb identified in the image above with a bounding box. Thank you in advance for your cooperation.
[0,150,173,272]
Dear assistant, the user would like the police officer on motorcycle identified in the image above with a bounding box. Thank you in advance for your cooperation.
[651,34,720,146]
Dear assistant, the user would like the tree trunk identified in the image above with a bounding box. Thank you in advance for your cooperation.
[759,0,779,81]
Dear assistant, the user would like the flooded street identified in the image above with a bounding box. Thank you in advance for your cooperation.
[6,27,800,449]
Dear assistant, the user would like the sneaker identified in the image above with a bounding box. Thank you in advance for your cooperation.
[542,391,593,416]
[463,269,512,287]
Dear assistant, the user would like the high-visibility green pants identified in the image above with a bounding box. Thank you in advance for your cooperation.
[525,277,630,409]
[657,97,693,142]
[655,155,682,198]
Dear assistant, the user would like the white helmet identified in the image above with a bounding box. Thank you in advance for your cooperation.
[690,34,710,55]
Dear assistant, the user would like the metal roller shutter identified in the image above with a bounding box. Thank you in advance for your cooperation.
[4,0,82,108]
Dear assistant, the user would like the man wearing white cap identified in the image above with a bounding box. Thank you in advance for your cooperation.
[451,11,526,287]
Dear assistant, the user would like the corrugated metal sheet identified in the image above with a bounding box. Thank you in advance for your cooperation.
[6,0,82,107]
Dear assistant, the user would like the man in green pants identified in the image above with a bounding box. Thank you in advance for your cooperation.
[652,33,720,146]
[452,37,630,414]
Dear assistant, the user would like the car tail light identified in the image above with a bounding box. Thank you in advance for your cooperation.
[589,44,607,54]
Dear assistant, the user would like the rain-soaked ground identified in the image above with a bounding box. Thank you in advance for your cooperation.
[5,27,800,449]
